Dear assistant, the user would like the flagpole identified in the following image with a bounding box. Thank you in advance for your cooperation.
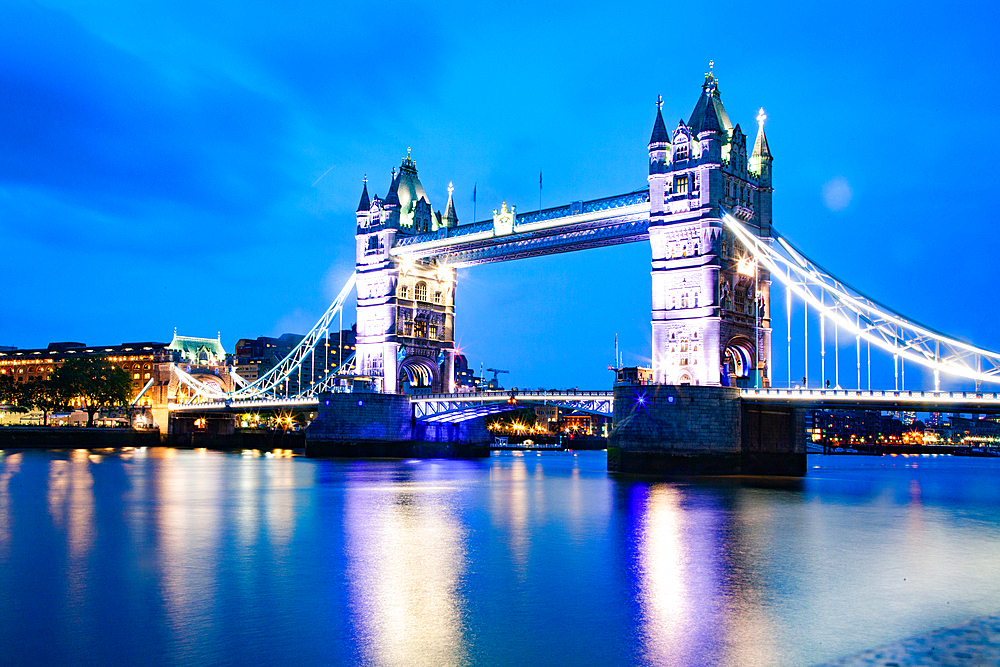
[473,183,477,223]
[539,170,542,213]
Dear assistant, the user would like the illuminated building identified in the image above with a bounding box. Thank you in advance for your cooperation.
[889,411,917,426]
[810,409,881,444]
[452,354,480,391]
[0,333,233,430]
[534,405,559,431]
[0,340,177,408]
[647,65,773,386]
[353,153,459,393]
[615,366,654,385]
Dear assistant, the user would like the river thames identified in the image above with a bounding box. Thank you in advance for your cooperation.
[0,449,998,666]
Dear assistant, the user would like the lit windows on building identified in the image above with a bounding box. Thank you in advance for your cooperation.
[675,174,688,195]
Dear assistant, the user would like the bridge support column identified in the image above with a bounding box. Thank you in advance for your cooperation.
[305,391,489,458]
[608,384,805,476]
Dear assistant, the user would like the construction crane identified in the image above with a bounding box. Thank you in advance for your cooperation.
[485,368,509,390]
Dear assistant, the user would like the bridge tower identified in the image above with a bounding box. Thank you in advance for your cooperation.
[647,68,773,387]
[353,152,458,394]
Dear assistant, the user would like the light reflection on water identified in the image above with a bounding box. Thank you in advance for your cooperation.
[0,450,998,666]
[345,465,468,667]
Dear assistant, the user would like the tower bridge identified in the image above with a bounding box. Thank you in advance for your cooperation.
[163,67,1000,474]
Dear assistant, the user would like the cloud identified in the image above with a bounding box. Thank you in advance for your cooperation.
[822,176,853,211]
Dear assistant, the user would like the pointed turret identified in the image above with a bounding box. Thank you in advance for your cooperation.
[384,167,400,208]
[750,108,773,184]
[688,63,732,137]
[649,95,670,180]
[751,109,772,161]
[356,177,370,212]
[356,176,372,228]
[444,182,459,226]
[648,95,670,226]
[649,95,669,147]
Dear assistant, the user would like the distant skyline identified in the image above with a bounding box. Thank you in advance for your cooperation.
[3,0,999,390]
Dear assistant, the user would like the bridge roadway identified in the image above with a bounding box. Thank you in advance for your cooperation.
[741,388,1000,413]
[169,387,1000,419]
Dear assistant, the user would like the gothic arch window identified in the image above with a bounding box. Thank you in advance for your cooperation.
[681,293,689,308]
[694,240,699,256]
[675,143,688,161]
[433,291,442,305]
[414,282,428,302]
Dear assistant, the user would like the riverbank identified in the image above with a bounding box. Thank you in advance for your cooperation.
[0,426,305,451]
[813,614,1000,666]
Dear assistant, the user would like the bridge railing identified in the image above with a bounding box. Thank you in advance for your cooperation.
[741,388,1000,403]
[412,389,614,401]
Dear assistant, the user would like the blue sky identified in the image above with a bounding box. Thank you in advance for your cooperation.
[3,0,999,390]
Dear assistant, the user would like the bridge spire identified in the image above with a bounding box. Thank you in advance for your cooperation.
[649,95,669,147]
[444,181,459,226]
[356,176,371,213]
[750,107,773,181]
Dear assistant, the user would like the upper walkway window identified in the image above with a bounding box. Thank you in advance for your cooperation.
[415,282,428,302]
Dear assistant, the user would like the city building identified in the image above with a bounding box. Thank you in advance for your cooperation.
[232,326,356,391]
[889,411,918,426]
[534,405,559,431]
[0,340,177,407]
[615,366,654,385]
[0,332,233,430]
[810,409,881,445]
[453,354,481,391]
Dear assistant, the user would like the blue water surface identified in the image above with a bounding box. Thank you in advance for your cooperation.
[0,448,998,667]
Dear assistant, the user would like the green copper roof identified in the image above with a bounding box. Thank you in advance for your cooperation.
[168,334,227,366]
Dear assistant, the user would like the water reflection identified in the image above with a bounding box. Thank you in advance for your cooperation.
[345,465,468,667]
[47,450,95,559]
[629,482,782,667]
[0,452,22,556]
[490,456,531,572]
[633,485,702,666]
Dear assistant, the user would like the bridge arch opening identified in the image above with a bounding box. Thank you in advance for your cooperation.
[723,336,756,388]
[398,356,440,394]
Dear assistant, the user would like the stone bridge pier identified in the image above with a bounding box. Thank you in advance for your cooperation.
[608,384,805,476]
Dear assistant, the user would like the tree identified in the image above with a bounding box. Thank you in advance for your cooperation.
[57,357,132,427]
[21,378,72,427]
[0,374,21,410]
